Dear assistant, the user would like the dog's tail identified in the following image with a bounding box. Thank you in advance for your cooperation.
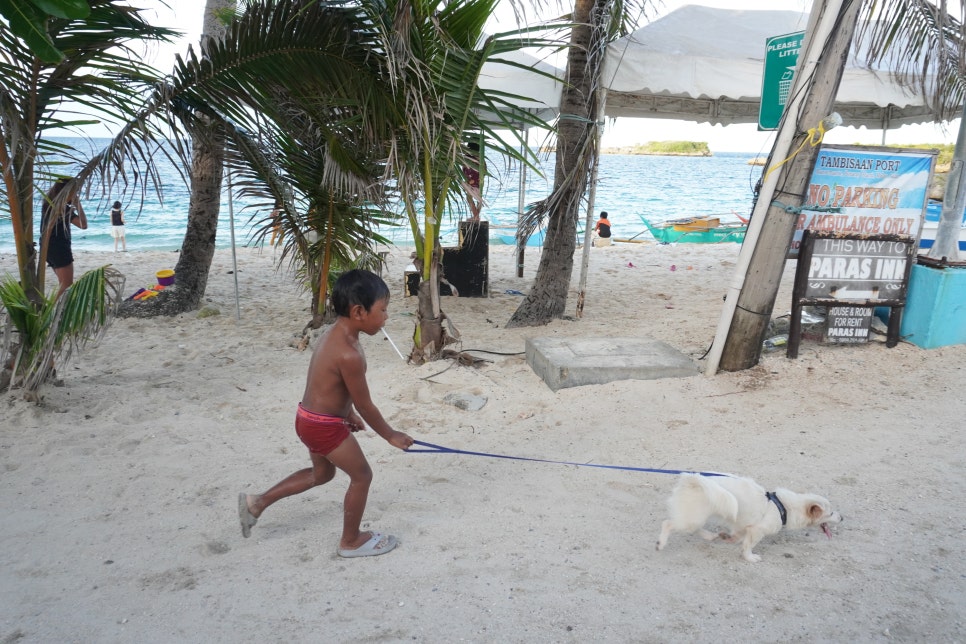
[678,473,739,523]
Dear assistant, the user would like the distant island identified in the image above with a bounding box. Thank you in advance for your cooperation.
[601,141,712,157]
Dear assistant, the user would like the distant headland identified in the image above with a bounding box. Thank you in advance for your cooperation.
[601,141,712,156]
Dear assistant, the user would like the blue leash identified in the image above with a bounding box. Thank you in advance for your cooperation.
[407,440,728,477]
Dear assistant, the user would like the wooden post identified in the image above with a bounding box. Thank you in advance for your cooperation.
[717,0,862,372]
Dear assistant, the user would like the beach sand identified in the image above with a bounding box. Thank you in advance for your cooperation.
[1,242,964,642]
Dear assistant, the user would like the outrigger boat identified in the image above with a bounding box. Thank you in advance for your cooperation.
[919,200,966,252]
[639,215,747,244]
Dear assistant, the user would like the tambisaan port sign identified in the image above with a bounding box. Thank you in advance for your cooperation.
[790,145,937,257]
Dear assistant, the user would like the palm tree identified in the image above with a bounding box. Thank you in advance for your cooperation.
[0,266,125,399]
[362,0,560,361]
[0,0,92,63]
[170,0,234,315]
[108,0,404,319]
[506,0,641,328]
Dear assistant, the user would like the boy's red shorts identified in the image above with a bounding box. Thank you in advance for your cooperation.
[295,404,351,455]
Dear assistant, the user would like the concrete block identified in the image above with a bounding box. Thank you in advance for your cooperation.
[526,337,699,391]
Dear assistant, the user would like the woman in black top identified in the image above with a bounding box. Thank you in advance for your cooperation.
[41,178,88,297]
[110,200,126,252]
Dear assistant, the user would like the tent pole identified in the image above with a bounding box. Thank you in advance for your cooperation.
[576,92,608,319]
[226,168,241,321]
[516,114,529,278]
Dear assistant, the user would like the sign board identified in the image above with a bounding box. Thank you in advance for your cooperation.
[805,236,912,302]
[826,306,874,344]
[787,231,916,358]
[759,30,804,130]
[790,145,937,257]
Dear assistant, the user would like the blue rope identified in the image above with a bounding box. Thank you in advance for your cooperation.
[407,440,728,477]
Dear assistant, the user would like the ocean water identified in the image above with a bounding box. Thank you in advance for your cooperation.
[0,139,762,253]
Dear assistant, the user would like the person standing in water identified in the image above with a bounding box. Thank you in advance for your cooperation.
[110,200,126,252]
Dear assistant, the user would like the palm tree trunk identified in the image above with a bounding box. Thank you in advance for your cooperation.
[506,0,608,328]
[122,0,233,317]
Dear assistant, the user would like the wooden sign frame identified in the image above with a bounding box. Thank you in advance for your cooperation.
[787,230,916,358]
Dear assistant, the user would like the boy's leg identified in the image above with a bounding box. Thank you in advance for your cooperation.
[244,453,335,520]
[323,434,377,551]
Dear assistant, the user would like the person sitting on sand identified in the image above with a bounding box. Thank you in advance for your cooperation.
[238,269,414,557]
[594,211,612,246]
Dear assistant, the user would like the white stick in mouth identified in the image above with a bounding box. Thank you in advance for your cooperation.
[382,328,407,361]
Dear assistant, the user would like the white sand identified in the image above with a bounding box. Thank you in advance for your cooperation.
[1,242,964,642]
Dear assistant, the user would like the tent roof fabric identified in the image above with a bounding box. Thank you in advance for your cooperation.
[601,5,937,128]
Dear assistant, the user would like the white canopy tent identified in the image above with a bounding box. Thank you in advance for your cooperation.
[478,49,563,124]
[601,5,939,130]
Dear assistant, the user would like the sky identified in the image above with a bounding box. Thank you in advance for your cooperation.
[136,0,958,153]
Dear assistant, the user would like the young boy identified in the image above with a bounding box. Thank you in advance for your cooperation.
[238,269,414,557]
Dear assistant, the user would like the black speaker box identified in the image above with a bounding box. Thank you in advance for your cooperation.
[441,221,489,297]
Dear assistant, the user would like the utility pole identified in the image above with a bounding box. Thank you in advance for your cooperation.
[928,102,966,262]
[705,0,862,374]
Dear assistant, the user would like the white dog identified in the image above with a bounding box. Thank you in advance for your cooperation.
[656,473,842,562]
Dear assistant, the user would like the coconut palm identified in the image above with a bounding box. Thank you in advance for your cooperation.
[176,0,559,353]
[359,0,561,361]
[0,0,92,63]
[168,0,234,316]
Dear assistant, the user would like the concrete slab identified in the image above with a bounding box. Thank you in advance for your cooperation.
[526,336,700,391]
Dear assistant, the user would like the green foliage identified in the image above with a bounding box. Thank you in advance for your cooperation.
[0,0,90,62]
[0,0,177,300]
[627,141,712,156]
[850,143,954,167]
[0,266,124,397]
[899,143,953,167]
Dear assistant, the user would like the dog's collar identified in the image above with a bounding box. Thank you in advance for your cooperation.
[766,491,787,526]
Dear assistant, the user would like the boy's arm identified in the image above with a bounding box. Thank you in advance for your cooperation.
[340,351,413,450]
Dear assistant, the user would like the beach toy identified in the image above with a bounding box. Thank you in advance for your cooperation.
[156,269,175,286]
[134,289,159,300]
[127,287,147,301]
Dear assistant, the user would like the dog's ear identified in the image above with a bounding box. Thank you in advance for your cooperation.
[808,503,827,520]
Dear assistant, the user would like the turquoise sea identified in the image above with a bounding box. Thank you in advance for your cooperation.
[0,139,763,253]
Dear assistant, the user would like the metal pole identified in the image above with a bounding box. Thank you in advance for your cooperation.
[226,169,241,320]
[576,92,608,319]
[516,119,529,278]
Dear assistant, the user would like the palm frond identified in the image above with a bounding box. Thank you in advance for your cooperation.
[857,0,966,121]
[0,265,124,395]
